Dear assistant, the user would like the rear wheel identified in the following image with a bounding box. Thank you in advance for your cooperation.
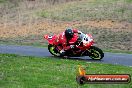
[88,46,104,60]
[48,44,60,56]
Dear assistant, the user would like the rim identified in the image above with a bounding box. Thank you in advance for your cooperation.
[89,49,101,59]
[49,46,60,56]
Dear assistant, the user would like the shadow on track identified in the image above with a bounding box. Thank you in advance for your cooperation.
[47,56,103,62]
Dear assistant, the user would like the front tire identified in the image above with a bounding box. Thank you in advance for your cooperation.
[48,44,60,56]
[88,46,104,60]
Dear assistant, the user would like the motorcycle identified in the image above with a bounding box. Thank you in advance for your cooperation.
[44,32,104,60]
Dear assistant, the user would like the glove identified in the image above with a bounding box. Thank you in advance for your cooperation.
[60,49,65,56]
[60,49,65,53]
[70,45,75,49]
[78,31,83,34]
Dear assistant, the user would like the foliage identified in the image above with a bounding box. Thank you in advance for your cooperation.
[0,54,132,88]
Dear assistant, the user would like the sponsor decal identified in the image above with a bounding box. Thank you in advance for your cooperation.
[76,65,131,85]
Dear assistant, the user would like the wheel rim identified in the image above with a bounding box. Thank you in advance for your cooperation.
[49,46,60,56]
[89,49,101,59]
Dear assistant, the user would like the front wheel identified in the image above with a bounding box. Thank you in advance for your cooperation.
[88,46,104,60]
[48,44,60,57]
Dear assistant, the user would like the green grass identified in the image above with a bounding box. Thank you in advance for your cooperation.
[0,0,7,3]
[38,0,132,22]
[126,0,132,3]
[103,49,132,54]
[0,54,132,88]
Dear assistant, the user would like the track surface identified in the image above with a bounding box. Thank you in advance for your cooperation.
[0,45,132,66]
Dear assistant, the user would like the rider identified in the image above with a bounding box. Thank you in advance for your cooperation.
[55,27,83,56]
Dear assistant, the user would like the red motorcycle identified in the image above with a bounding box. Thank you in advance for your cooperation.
[44,33,104,60]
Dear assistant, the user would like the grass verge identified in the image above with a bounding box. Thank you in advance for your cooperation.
[0,0,7,3]
[39,0,132,22]
[0,54,132,88]
[103,49,132,54]
[1,25,132,54]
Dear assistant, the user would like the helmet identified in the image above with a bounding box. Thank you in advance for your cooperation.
[65,28,74,40]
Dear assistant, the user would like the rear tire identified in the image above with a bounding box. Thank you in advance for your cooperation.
[88,46,104,60]
[48,44,60,56]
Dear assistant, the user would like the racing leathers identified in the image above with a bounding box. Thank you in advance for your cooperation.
[54,29,82,56]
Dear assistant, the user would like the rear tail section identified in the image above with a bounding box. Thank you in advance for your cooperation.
[44,35,49,39]
[44,34,57,45]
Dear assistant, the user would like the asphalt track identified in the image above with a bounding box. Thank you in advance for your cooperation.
[0,45,132,66]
